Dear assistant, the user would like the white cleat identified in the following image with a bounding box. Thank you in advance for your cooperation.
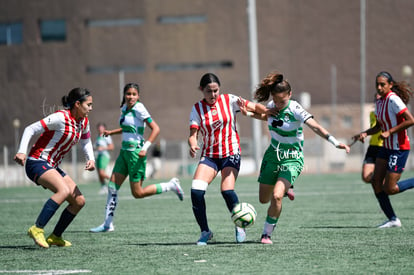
[89,223,115,233]
[170,177,184,201]
[377,218,402,228]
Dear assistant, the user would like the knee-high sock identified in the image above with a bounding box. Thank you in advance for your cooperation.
[221,190,239,212]
[263,216,278,236]
[375,191,397,220]
[397,177,414,193]
[103,182,119,227]
[191,189,209,232]
[35,198,60,228]
[52,208,75,237]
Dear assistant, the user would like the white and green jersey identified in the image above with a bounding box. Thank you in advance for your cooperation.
[267,99,313,153]
[95,135,113,157]
[119,102,152,151]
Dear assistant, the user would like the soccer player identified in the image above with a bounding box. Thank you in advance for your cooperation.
[353,71,414,228]
[14,88,95,248]
[95,122,114,194]
[360,94,383,184]
[90,83,184,233]
[239,71,350,244]
[188,73,268,245]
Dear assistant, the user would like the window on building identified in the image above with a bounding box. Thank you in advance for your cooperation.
[0,22,23,45]
[158,15,207,24]
[342,115,353,128]
[86,65,145,74]
[156,60,232,72]
[86,18,144,27]
[320,116,331,128]
[39,19,66,42]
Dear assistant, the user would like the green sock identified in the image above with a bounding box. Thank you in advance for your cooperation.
[155,183,163,194]
[108,181,121,191]
[266,215,278,224]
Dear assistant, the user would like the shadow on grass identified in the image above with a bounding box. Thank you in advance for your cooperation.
[126,240,259,246]
[300,225,374,229]
[0,245,38,250]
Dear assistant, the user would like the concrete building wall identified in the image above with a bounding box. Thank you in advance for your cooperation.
[1,0,414,151]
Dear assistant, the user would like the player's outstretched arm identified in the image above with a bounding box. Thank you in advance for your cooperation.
[305,117,350,153]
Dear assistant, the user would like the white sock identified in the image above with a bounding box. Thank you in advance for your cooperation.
[103,186,118,227]
[262,221,276,236]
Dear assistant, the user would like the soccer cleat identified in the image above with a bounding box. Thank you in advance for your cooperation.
[284,189,295,201]
[89,223,115,233]
[27,225,49,248]
[46,234,72,247]
[170,177,184,201]
[377,218,402,228]
[235,226,246,243]
[261,234,273,244]
[98,186,108,195]
[196,230,213,245]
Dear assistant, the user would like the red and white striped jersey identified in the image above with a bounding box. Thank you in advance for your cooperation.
[375,91,410,150]
[27,110,92,167]
[189,94,241,158]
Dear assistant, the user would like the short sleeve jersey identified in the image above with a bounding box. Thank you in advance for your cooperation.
[120,102,152,151]
[368,111,383,147]
[189,94,241,158]
[375,91,410,150]
[95,135,113,157]
[29,109,91,167]
[267,100,313,152]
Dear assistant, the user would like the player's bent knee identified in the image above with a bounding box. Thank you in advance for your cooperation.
[132,191,145,199]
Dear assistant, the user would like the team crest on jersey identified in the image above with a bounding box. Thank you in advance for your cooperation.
[283,114,290,122]
[212,109,218,116]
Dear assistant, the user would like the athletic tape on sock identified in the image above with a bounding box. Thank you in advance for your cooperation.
[192,179,208,191]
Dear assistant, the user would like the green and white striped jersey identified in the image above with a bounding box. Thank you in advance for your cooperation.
[266,99,313,152]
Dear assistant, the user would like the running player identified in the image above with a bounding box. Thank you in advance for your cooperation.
[90,83,184,233]
[188,73,269,245]
[239,71,350,244]
[360,94,383,184]
[353,71,414,228]
[95,122,114,194]
[14,87,95,248]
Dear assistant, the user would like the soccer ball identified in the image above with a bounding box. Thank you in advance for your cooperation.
[231,202,257,228]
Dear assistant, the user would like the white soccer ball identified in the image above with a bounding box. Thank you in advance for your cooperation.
[231,202,257,228]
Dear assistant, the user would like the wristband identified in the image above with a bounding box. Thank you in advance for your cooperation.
[246,111,254,117]
[141,141,152,151]
[327,135,340,147]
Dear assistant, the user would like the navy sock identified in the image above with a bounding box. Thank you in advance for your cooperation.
[221,190,239,212]
[53,208,76,237]
[35,198,60,228]
[191,189,209,232]
[397,177,414,193]
[375,191,397,220]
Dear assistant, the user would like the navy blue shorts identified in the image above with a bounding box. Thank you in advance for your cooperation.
[25,159,66,184]
[363,145,381,164]
[199,153,241,172]
[377,148,409,173]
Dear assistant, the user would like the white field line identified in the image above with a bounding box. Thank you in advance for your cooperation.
[0,189,373,204]
[0,270,91,274]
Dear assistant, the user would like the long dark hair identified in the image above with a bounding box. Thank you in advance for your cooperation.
[376,71,412,104]
[199,73,221,89]
[254,72,291,102]
[61,88,91,109]
[120,83,140,107]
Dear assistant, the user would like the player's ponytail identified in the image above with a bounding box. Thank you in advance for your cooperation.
[255,71,291,102]
[377,71,413,104]
[62,88,91,109]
